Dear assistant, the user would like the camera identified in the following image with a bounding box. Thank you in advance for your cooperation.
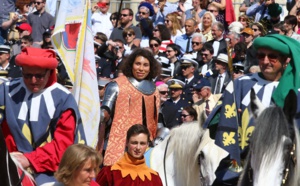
[115,46,119,51]
[15,12,23,19]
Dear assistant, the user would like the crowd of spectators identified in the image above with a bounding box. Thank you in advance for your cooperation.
[1,0,300,185]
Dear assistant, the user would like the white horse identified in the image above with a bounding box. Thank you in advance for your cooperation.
[145,121,229,186]
[238,89,300,186]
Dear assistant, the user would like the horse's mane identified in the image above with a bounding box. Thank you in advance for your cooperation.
[247,106,300,186]
[250,106,290,166]
[167,121,205,186]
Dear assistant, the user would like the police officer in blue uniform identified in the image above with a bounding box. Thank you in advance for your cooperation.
[180,54,200,105]
[162,79,190,129]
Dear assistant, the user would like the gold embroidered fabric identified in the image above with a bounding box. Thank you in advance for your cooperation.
[104,76,160,166]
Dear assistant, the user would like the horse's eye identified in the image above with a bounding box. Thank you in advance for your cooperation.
[200,151,205,159]
[198,151,205,165]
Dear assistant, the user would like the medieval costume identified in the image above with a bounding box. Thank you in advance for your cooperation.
[205,34,300,185]
[0,48,85,185]
[97,152,163,186]
[100,75,160,166]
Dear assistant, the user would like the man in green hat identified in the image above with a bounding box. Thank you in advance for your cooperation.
[205,34,300,185]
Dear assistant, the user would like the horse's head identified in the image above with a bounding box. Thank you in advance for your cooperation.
[239,89,300,186]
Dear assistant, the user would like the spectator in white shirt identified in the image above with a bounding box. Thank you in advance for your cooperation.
[91,0,113,38]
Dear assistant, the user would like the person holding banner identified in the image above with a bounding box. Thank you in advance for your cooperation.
[205,34,300,185]
[100,48,161,166]
[0,47,86,185]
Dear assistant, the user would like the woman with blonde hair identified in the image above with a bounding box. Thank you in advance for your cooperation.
[198,11,216,42]
[165,12,184,42]
[53,144,102,186]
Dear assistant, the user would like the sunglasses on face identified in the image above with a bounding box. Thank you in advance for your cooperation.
[153,29,159,32]
[181,65,191,70]
[166,50,174,53]
[111,17,117,21]
[233,70,243,74]
[150,44,159,48]
[252,28,259,32]
[201,53,209,57]
[181,114,190,118]
[121,14,129,17]
[192,41,201,46]
[208,9,217,13]
[165,20,170,23]
[34,1,43,5]
[243,34,251,38]
[22,71,48,80]
[124,33,133,37]
[256,52,280,62]
[170,88,181,92]
[159,91,168,94]
[138,11,147,15]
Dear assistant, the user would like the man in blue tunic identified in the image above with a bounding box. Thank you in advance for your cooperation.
[0,47,86,185]
[206,34,300,185]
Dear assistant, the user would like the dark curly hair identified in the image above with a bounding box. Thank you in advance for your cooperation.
[121,48,161,80]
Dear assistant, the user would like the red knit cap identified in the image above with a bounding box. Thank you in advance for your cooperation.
[16,47,58,68]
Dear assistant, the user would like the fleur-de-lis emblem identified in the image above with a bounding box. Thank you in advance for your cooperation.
[238,108,255,149]
[224,103,236,118]
[77,131,85,144]
[223,132,236,146]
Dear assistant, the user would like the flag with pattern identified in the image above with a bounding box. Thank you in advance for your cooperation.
[51,0,100,147]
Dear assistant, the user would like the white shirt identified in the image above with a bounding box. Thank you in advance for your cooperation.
[0,63,9,70]
[140,36,150,48]
[91,11,113,38]
[201,64,208,75]
[45,0,57,17]
[185,75,194,84]
[214,72,226,94]
[212,40,220,57]
[171,29,184,43]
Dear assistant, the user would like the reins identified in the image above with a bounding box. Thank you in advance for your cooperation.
[163,137,171,186]
[247,142,297,186]
[14,171,25,186]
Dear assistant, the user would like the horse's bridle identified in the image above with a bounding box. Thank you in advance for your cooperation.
[14,171,25,186]
[163,137,171,186]
[247,143,297,186]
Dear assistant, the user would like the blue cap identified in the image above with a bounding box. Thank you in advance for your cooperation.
[138,2,154,16]
[193,78,211,90]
